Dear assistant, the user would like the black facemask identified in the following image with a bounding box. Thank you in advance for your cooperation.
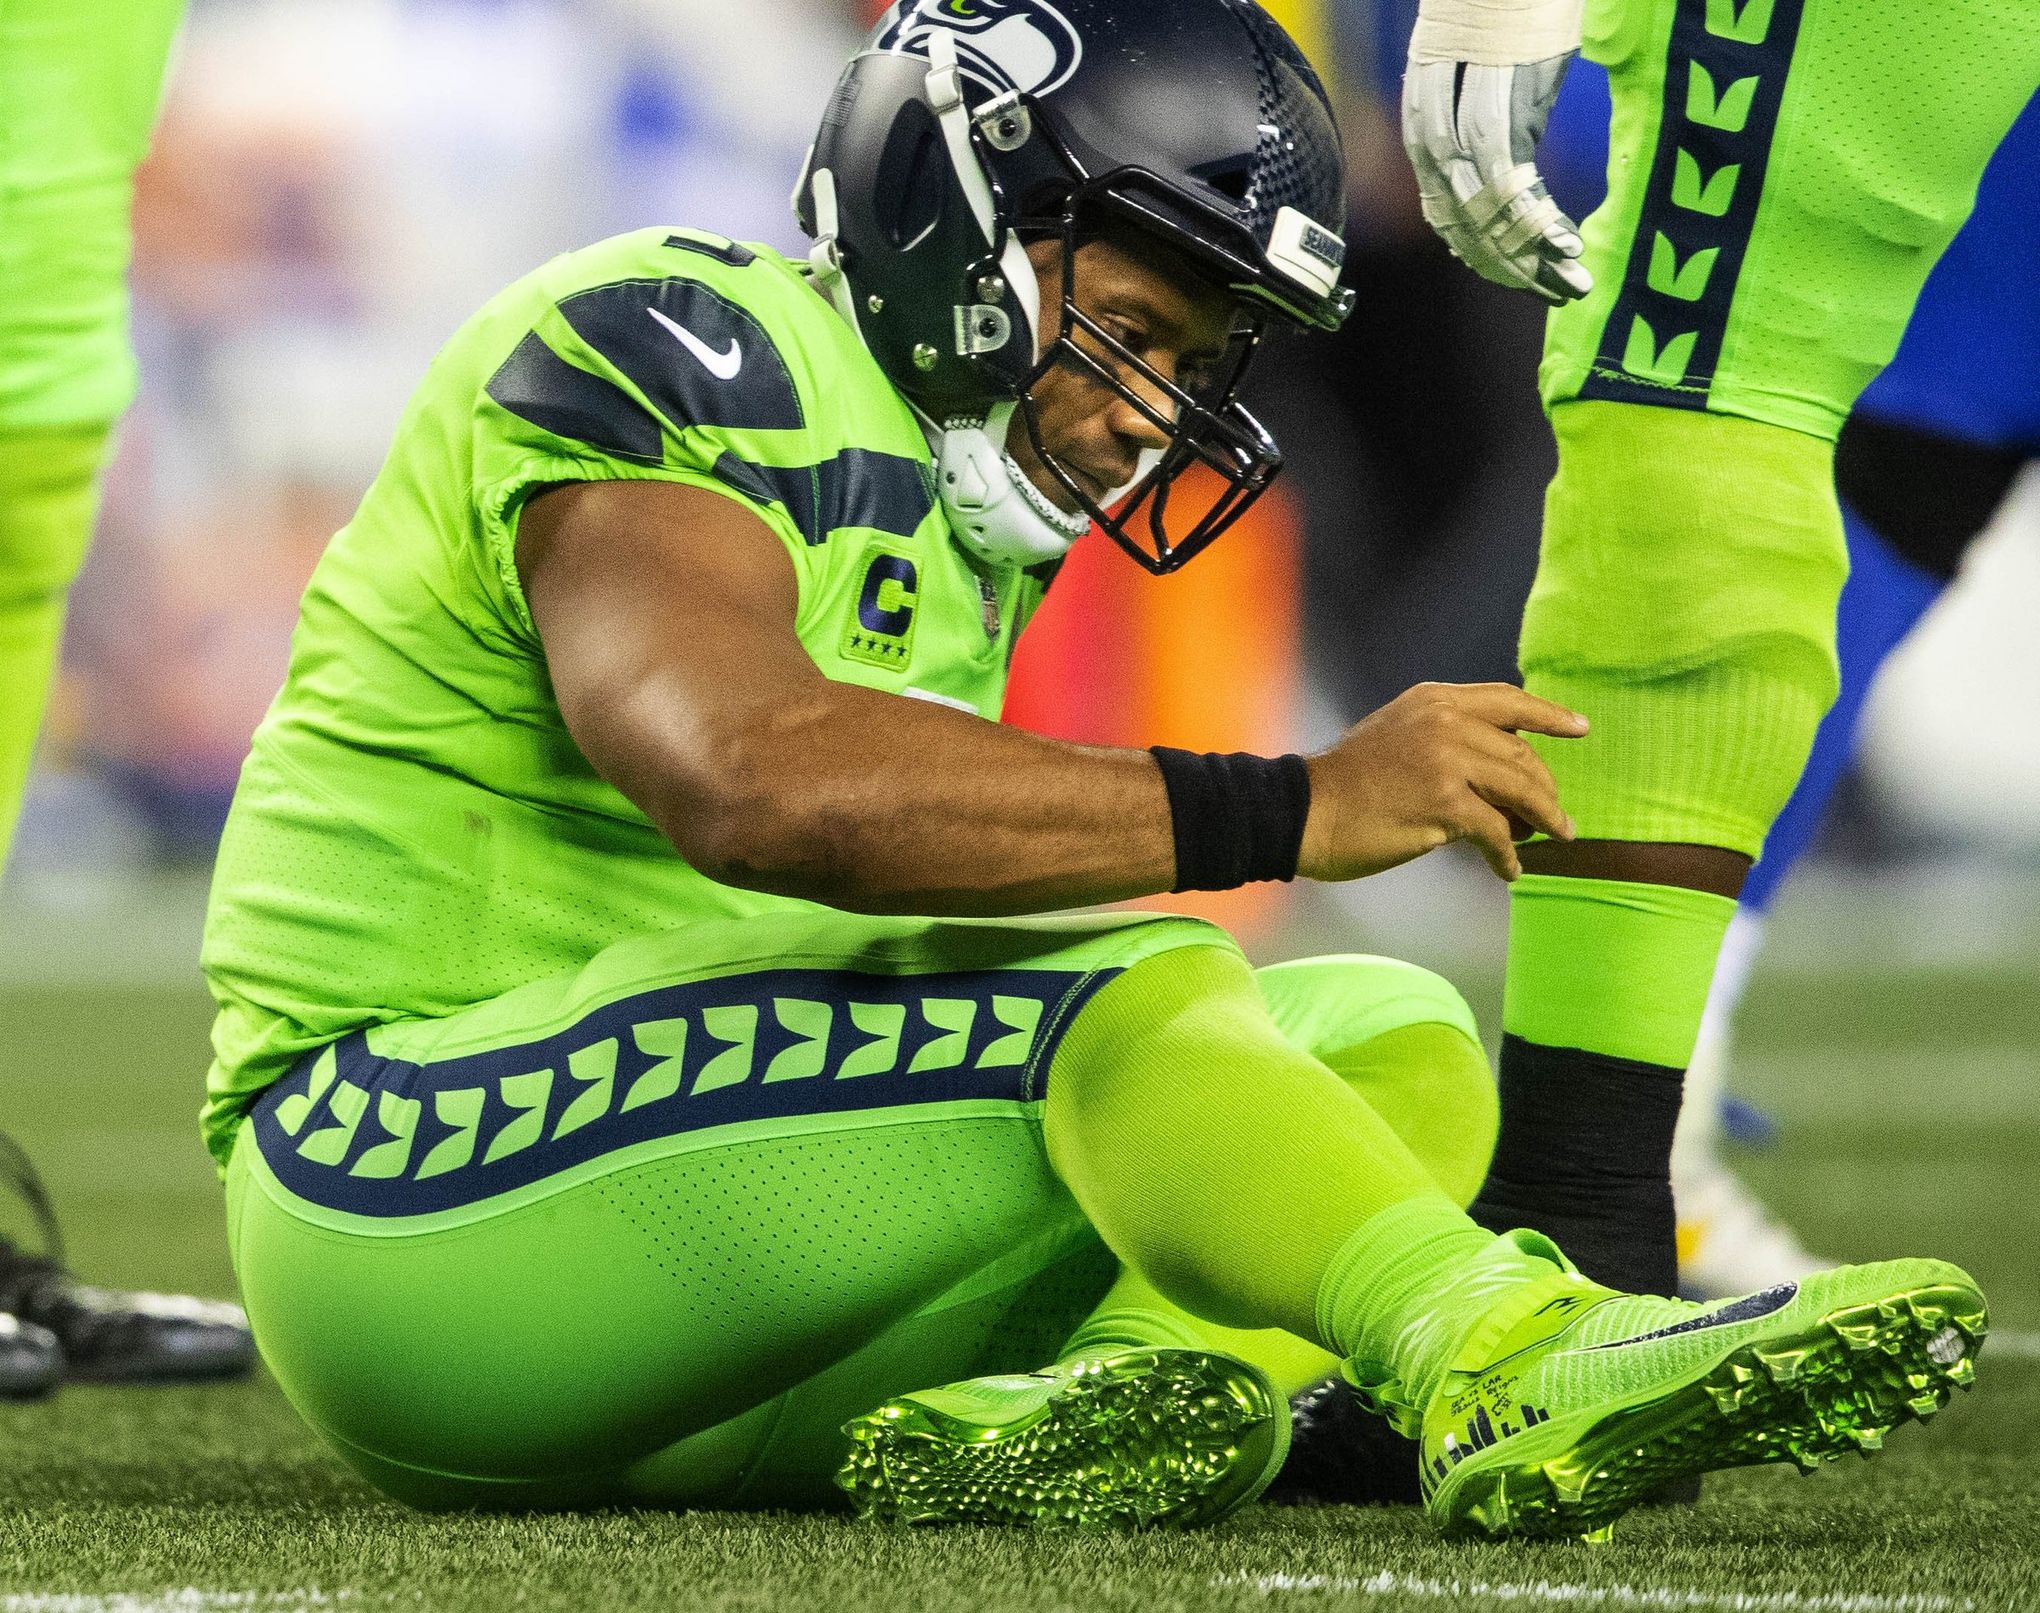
[1012,208,1285,575]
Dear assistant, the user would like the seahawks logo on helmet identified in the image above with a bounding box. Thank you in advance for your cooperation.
[878,0,1084,99]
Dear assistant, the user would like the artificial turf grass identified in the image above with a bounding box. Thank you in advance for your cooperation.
[0,1368,2034,1613]
[1,962,2036,1611]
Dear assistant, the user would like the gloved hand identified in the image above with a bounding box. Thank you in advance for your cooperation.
[1401,0,1592,304]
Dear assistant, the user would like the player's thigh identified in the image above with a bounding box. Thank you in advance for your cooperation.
[227,905,1227,1505]
[1254,953,1480,1057]
[1543,0,2040,437]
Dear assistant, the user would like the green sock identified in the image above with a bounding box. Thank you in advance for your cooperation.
[1043,943,1535,1394]
[1505,874,1736,1067]
[1316,1200,1558,1414]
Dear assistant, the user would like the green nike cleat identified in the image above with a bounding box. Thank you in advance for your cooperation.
[837,1347,1289,1529]
[1351,1249,1987,1541]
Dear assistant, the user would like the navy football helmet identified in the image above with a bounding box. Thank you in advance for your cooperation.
[795,0,1353,573]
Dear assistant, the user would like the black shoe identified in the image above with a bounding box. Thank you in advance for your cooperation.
[0,1132,255,1386]
[1262,1374,1424,1507]
[0,1311,60,1400]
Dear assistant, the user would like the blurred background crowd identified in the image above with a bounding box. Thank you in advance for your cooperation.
[8,0,2039,962]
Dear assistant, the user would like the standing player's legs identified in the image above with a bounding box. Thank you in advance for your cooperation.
[0,0,250,1389]
[0,429,107,869]
[1483,0,2040,1297]
[1674,87,2040,1293]
[0,0,186,868]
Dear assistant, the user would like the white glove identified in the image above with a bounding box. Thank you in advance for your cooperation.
[1402,0,1592,304]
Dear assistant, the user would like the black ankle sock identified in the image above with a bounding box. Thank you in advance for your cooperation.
[1470,1034,1685,1297]
[1266,1377,1423,1507]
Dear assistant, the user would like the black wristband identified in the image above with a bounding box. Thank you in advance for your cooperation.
[1148,748,1312,892]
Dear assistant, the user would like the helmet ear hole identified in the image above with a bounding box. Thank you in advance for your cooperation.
[875,102,948,252]
[1196,163,1252,205]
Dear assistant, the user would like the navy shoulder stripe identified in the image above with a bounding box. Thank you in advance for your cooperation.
[559,278,804,435]
[664,232,756,267]
[486,332,664,464]
[710,448,935,546]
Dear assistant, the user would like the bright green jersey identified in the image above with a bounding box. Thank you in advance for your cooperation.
[0,0,184,432]
[201,228,1053,1171]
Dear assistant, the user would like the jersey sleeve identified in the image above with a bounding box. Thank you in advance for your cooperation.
[469,237,822,636]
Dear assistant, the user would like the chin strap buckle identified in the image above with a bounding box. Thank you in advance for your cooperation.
[954,303,1012,356]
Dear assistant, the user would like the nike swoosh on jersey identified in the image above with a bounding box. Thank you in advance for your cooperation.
[1582,1282,1800,1350]
[647,305,743,380]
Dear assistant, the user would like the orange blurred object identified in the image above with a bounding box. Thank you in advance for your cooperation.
[1004,471,1305,938]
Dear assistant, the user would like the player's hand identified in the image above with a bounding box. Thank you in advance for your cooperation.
[1300,682,1588,883]
[1402,52,1592,304]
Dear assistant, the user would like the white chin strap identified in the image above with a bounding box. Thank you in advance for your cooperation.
[934,402,1092,567]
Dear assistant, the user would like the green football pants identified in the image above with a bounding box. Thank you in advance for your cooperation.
[0,428,110,872]
[225,909,1490,1511]
[1526,0,2040,854]
[1544,0,2040,437]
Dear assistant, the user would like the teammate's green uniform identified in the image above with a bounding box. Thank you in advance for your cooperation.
[1479,0,2040,1299]
[206,226,1504,1506]
[0,0,185,869]
[1529,0,2040,864]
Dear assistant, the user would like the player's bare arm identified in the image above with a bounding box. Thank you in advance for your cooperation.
[522,477,1583,914]
[519,476,1176,917]
[521,229,1584,915]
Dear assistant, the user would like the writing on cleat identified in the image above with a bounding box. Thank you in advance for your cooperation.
[1926,1326,1967,1366]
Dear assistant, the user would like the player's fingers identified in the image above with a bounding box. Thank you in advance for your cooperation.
[1470,754,1573,844]
[1445,794,1523,881]
[1452,683,1590,738]
[1422,200,1546,295]
[1535,250,1594,301]
[1402,64,1468,196]
[1460,711,1562,767]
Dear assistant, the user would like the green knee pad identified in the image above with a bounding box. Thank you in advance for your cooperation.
[1520,403,1844,857]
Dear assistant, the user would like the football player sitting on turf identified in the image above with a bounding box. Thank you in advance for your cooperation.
[204,0,1986,1536]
